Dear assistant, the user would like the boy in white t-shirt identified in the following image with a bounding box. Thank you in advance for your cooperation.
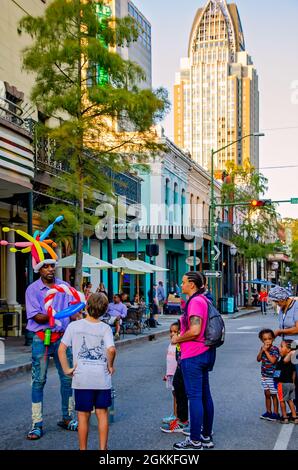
[58,293,116,450]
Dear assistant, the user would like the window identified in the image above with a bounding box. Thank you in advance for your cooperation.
[174,183,179,222]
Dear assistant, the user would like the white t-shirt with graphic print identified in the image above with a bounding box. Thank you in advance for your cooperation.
[61,319,115,390]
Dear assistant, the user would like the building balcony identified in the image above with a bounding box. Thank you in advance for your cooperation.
[0,98,34,197]
[33,126,141,206]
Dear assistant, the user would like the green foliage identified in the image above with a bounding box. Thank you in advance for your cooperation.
[19,0,169,286]
[221,163,280,260]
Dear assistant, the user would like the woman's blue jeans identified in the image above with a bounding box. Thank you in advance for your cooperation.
[181,348,216,442]
[31,334,74,427]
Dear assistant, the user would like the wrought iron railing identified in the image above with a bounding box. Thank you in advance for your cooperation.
[0,96,33,134]
[31,120,141,205]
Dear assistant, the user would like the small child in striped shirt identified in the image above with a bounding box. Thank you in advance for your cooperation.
[257,329,280,421]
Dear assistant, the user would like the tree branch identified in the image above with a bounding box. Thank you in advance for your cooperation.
[54,63,75,84]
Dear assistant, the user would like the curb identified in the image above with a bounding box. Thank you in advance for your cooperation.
[228,309,260,319]
[0,328,169,380]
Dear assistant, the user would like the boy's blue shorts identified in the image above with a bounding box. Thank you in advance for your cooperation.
[74,389,112,411]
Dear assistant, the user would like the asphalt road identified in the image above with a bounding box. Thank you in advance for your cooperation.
[1,311,298,450]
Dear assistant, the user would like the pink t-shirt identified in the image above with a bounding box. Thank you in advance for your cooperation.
[180,295,209,360]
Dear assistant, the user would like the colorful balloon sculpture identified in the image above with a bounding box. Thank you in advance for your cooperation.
[44,284,86,326]
[0,216,64,270]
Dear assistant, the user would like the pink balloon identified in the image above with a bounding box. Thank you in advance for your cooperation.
[14,242,32,248]
[0,241,8,246]
[31,244,40,263]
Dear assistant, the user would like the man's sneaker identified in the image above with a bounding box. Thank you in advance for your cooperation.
[182,425,190,436]
[160,419,189,433]
[200,435,214,449]
[260,411,274,421]
[162,414,176,424]
[173,437,202,451]
[270,413,280,421]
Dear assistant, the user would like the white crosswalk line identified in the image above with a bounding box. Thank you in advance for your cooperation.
[237,326,259,330]
[274,424,294,450]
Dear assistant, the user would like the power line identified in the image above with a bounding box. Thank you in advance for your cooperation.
[260,164,298,170]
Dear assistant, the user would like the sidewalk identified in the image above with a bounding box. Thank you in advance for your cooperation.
[0,316,175,380]
[222,306,269,320]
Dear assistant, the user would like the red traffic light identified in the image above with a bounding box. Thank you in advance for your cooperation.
[250,199,271,208]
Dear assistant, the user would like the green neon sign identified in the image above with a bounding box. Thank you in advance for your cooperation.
[95,3,112,86]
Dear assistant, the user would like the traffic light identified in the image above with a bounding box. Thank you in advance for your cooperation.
[250,199,272,208]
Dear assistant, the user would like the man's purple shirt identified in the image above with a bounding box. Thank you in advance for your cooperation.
[107,302,127,319]
[26,278,72,333]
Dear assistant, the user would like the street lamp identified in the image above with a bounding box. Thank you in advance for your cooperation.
[210,132,265,303]
[230,244,237,312]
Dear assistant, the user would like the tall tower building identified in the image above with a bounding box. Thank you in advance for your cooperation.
[174,0,259,173]
[106,0,152,89]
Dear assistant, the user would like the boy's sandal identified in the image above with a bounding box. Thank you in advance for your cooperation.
[26,426,43,440]
[292,417,298,424]
[57,418,78,431]
[280,417,290,424]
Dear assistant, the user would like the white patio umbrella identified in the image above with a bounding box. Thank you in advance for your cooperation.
[56,252,114,269]
[112,256,153,274]
[131,259,168,272]
[112,256,153,294]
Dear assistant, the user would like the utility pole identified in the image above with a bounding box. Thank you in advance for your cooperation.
[209,133,264,305]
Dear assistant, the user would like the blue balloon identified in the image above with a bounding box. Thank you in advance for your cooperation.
[40,215,64,241]
[54,302,85,319]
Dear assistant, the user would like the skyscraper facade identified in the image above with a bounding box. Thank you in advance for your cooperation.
[174,0,259,174]
[107,0,152,89]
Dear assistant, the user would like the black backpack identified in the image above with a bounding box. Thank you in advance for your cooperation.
[185,293,225,348]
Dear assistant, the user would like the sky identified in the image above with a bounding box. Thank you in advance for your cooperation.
[132,0,298,219]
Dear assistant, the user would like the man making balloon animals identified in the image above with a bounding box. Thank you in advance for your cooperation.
[0,216,86,440]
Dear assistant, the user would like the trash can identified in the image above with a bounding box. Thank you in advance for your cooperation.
[227,297,234,314]
[218,297,228,314]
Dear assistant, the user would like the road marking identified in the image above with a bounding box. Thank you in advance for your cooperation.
[274,424,294,450]
[237,326,259,330]
[226,332,256,334]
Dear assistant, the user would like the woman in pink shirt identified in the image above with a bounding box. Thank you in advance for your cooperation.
[171,272,216,451]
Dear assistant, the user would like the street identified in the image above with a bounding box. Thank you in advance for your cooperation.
[0,311,298,451]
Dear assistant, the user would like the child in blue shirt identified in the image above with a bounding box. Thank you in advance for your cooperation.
[257,329,279,421]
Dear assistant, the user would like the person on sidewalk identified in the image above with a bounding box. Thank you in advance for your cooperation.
[157,281,166,316]
[257,329,279,421]
[105,294,127,340]
[171,271,216,451]
[25,259,78,440]
[59,293,116,450]
[260,289,268,315]
[269,286,298,409]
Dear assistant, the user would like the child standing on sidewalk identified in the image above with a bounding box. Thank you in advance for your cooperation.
[160,321,189,433]
[257,329,280,421]
[161,322,179,424]
[58,293,116,450]
[274,340,298,424]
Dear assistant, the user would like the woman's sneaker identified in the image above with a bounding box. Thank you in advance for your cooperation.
[173,437,202,451]
[162,414,176,424]
[200,435,214,449]
[160,419,189,433]
[182,425,190,436]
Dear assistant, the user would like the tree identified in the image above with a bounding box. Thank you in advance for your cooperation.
[221,162,281,305]
[19,0,169,289]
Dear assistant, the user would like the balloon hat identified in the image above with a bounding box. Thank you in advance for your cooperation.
[0,215,64,271]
